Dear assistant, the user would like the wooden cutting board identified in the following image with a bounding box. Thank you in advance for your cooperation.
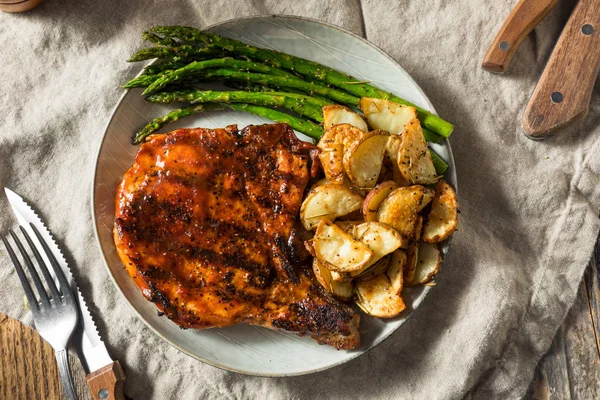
[0,312,61,399]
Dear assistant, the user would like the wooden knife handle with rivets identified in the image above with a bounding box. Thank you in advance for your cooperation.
[482,0,558,73]
[87,361,126,400]
[522,0,600,138]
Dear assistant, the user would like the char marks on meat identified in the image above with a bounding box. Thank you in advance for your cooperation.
[114,123,360,349]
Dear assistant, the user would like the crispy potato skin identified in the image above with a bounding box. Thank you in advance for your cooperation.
[318,124,365,183]
[114,123,360,349]
[376,185,425,247]
[423,180,459,243]
[323,105,369,132]
[362,181,399,221]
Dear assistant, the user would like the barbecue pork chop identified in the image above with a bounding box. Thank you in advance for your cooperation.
[114,123,360,349]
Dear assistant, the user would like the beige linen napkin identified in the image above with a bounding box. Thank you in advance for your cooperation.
[1,0,599,399]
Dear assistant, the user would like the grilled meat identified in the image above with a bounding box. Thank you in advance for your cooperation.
[114,123,360,349]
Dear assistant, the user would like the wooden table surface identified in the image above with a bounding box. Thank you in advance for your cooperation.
[528,238,600,399]
[2,241,599,399]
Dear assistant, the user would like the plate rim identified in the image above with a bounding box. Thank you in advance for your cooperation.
[90,14,457,377]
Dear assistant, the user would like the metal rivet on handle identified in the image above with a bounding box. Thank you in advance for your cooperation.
[499,41,510,51]
[582,24,594,35]
[551,92,564,103]
[98,389,109,399]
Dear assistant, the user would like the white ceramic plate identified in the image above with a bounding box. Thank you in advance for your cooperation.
[92,15,456,376]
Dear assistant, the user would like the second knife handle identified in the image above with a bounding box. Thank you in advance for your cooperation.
[482,0,558,73]
[86,361,126,400]
[522,0,600,138]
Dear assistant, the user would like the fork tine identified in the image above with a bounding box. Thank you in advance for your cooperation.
[29,224,75,304]
[9,229,51,307]
[1,235,39,311]
[19,226,61,302]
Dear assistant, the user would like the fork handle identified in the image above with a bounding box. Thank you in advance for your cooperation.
[56,349,78,400]
[86,361,126,400]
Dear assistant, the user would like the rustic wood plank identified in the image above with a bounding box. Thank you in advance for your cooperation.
[528,238,600,399]
[0,312,92,400]
[0,313,61,400]
[529,322,571,399]
[585,238,600,364]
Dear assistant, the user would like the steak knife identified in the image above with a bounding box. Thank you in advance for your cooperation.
[5,188,125,400]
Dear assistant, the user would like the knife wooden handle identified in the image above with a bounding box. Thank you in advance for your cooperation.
[523,0,600,138]
[86,361,126,400]
[482,0,558,73]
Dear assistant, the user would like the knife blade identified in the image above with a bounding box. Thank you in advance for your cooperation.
[5,188,125,400]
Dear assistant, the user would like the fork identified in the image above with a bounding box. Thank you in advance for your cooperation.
[2,223,79,400]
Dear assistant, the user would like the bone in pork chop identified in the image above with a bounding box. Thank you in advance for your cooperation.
[114,123,360,349]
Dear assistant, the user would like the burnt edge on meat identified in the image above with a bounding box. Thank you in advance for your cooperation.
[114,123,360,349]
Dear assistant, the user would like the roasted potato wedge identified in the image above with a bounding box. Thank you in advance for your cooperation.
[317,145,344,183]
[323,105,368,132]
[319,123,366,151]
[331,270,353,283]
[355,274,405,318]
[385,135,410,186]
[355,255,390,281]
[313,258,354,301]
[304,239,316,257]
[318,124,366,183]
[343,131,390,189]
[309,176,354,193]
[376,185,425,246]
[353,222,403,261]
[300,184,363,230]
[387,249,407,295]
[312,257,329,289]
[331,280,354,302]
[335,220,364,233]
[404,216,424,284]
[420,187,435,211]
[423,180,459,243]
[350,222,403,277]
[412,242,442,284]
[397,119,438,185]
[314,219,373,272]
[362,181,399,222]
[308,178,332,192]
[361,97,418,134]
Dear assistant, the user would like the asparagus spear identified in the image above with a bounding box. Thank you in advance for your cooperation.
[134,103,324,144]
[430,150,449,175]
[127,71,440,142]
[232,83,333,105]
[199,68,360,107]
[422,129,442,144]
[146,90,326,122]
[149,88,330,108]
[142,32,179,47]
[142,60,188,75]
[228,104,324,139]
[133,103,224,144]
[148,26,454,137]
[123,73,162,89]
[128,45,226,62]
[142,58,298,95]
